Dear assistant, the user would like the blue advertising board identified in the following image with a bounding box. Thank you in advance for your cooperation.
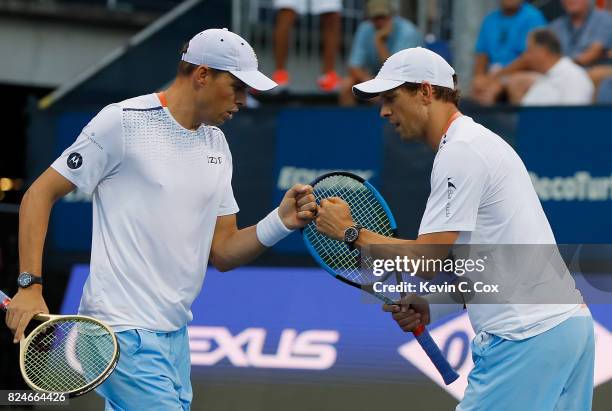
[61,265,612,399]
[518,107,612,243]
[51,107,612,251]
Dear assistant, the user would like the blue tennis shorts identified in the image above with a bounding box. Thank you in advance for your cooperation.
[96,326,192,411]
[457,315,594,411]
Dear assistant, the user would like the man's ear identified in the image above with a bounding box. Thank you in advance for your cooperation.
[194,65,212,87]
[420,82,433,104]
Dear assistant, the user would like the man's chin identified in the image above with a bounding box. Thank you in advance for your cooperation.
[398,131,415,141]
[208,117,225,127]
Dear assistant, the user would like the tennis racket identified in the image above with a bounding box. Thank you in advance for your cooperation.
[302,171,459,385]
[1,290,120,397]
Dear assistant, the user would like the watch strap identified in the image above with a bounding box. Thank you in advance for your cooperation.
[18,272,43,288]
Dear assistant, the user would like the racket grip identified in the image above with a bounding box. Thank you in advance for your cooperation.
[0,289,11,311]
[413,325,459,385]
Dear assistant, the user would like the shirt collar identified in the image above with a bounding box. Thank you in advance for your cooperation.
[439,112,463,150]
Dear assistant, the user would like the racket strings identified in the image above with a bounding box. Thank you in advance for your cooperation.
[304,175,394,285]
[24,319,116,392]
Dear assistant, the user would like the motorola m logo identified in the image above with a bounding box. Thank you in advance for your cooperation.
[67,153,83,170]
[188,326,339,370]
[529,171,612,201]
[277,167,375,190]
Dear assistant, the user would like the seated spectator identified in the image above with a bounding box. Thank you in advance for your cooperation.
[339,0,423,106]
[272,0,342,92]
[521,29,594,105]
[549,0,612,92]
[471,0,547,105]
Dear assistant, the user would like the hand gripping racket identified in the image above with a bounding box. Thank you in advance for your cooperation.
[302,172,459,385]
[1,290,120,397]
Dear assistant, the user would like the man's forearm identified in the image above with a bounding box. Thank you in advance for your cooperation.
[375,40,391,63]
[495,54,529,77]
[17,168,75,279]
[354,230,455,279]
[18,188,54,277]
[210,225,267,272]
[574,42,605,66]
[473,54,489,76]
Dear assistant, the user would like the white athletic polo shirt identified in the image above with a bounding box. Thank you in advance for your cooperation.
[51,93,239,332]
[522,57,594,106]
[418,115,583,340]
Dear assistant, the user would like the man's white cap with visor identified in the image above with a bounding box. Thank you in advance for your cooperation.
[353,47,455,98]
[181,28,277,91]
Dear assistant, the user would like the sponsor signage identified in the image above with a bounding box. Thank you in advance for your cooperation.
[61,265,612,396]
[518,107,612,242]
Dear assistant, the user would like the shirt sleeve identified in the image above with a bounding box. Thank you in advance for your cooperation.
[51,104,124,195]
[475,15,491,55]
[419,142,488,235]
[348,23,370,68]
[591,11,612,50]
[217,139,240,217]
[527,8,547,28]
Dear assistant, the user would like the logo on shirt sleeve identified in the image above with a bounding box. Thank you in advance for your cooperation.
[67,153,83,169]
[447,177,456,198]
[446,177,456,217]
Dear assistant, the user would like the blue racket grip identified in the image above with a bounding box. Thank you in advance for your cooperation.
[413,325,459,385]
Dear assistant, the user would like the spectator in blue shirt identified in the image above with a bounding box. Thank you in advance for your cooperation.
[549,0,612,93]
[471,0,546,105]
[339,0,423,106]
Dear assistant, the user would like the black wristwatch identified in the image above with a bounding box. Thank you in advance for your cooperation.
[17,272,43,289]
[343,223,363,250]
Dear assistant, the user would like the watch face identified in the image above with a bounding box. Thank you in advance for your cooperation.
[18,273,32,287]
[344,227,359,243]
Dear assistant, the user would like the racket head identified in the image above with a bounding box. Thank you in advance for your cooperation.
[19,314,119,397]
[302,171,398,294]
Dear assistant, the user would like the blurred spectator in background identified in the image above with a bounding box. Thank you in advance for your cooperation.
[521,29,594,105]
[339,0,422,106]
[272,0,342,92]
[549,0,612,94]
[471,0,546,105]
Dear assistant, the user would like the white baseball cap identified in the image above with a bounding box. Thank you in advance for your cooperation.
[182,28,277,91]
[353,47,455,98]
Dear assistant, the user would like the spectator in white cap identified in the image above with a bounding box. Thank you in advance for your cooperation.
[6,28,317,410]
[315,47,594,411]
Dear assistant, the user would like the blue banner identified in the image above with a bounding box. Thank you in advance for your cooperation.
[50,107,612,250]
[518,107,612,243]
[61,264,612,398]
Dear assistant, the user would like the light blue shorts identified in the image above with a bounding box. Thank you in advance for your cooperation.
[457,315,594,411]
[96,326,192,411]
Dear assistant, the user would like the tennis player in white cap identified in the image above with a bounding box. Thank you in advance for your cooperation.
[7,28,317,409]
[315,47,594,410]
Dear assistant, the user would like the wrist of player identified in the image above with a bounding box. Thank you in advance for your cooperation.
[423,294,464,324]
[256,207,294,247]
